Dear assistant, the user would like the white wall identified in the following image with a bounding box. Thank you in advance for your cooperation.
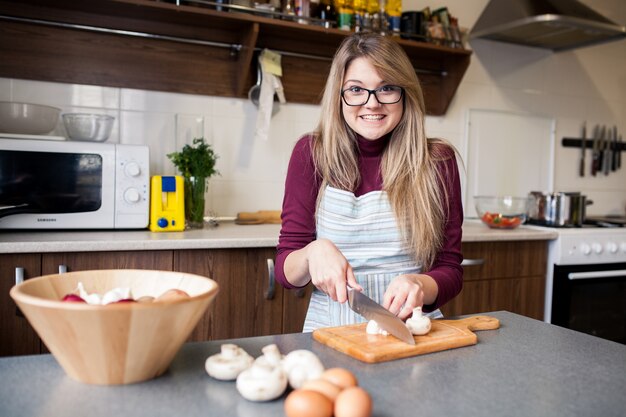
[1,0,625,217]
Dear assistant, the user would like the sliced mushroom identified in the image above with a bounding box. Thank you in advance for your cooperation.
[365,319,389,336]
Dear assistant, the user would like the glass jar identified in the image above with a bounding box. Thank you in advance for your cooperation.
[184,176,207,229]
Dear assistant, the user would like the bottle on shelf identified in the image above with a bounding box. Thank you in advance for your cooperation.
[283,0,296,16]
[310,0,320,19]
[335,0,354,31]
[384,0,401,36]
[317,0,337,27]
[366,0,380,32]
[353,0,367,32]
[295,0,311,24]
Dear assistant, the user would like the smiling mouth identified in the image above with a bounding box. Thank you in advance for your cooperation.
[360,115,385,121]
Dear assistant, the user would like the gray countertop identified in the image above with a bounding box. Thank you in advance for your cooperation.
[1,311,624,417]
[0,220,557,254]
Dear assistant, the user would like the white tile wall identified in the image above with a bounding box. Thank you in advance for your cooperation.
[1,0,625,218]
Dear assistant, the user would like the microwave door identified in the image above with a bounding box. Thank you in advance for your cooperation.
[0,149,103,217]
[0,203,37,218]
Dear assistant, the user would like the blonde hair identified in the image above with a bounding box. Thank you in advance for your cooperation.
[312,32,456,270]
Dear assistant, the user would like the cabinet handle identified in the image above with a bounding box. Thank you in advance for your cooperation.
[265,258,275,300]
[15,267,24,285]
[58,264,68,274]
[15,267,25,317]
[461,258,484,266]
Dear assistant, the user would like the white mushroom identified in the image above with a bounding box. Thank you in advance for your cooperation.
[253,343,284,367]
[366,319,389,336]
[281,349,325,389]
[236,350,288,401]
[205,344,254,381]
[405,306,432,335]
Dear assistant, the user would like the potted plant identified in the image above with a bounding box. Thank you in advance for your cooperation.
[167,138,219,229]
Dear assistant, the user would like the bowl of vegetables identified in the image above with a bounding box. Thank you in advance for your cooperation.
[10,269,219,385]
[474,196,530,229]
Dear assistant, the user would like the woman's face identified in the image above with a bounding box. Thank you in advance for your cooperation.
[341,57,403,141]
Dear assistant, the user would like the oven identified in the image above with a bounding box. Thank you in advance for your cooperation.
[544,227,626,344]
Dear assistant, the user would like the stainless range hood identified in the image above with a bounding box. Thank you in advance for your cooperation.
[470,0,626,51]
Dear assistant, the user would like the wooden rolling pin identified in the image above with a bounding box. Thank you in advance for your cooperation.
[235,210,282,225]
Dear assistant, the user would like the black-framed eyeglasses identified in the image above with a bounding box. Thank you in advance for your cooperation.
[341,85,404,106]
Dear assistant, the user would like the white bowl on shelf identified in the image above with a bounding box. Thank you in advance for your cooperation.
[62,113,115,142]
[0,102,61,135]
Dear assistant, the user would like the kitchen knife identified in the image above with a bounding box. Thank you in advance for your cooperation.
[598,125,606,176]
[579,122,586,177]
[591,125,600,176]
[602,128,613,175]
[617,135,622,169]
[347,287,415,345]
[612,126,618,172]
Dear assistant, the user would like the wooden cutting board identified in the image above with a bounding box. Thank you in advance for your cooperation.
[312,315,500,363]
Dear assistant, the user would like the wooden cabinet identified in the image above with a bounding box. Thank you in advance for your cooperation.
[1,250,174,356]
[0,0,471,115]
[41,250,174,274]
[440,241,548,320]
[174,248,311,341]
[0,254,42,356]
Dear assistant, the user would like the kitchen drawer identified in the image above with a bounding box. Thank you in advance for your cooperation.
[461,241,548,281]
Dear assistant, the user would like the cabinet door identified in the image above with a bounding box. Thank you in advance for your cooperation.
[0,254,42,356]
[175,248,284,341]
[440,241,547,319]
[282,284,313,334]
[42,251,174,274]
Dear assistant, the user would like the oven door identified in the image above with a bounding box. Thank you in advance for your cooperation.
[552,262,626,344]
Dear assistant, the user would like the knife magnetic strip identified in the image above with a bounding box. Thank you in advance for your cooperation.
[562,138,626,151]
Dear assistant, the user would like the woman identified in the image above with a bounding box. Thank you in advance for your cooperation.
[276,32,463,332]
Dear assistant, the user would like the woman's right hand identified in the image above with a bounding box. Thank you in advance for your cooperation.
[306,238,361,303]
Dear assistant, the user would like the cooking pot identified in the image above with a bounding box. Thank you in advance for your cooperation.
[527,191,593,227]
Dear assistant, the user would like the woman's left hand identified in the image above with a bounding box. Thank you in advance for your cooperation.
[383,274,438,320]
[382,274,424,320]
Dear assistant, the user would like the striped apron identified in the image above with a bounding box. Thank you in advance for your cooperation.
[303,186,442,332]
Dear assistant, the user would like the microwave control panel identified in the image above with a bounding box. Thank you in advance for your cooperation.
[115,145,150,228]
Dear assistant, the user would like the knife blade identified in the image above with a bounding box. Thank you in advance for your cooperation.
[618,134,622,169]
[602,127,613,175]
[612,126,618,172]
[591,125,600,176]
[347,287,415,345]
[579,122,586,177]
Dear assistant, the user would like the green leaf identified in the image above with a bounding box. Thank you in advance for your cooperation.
[167,138,219,178]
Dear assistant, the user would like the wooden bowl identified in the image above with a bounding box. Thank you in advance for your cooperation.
[10,269,219,385]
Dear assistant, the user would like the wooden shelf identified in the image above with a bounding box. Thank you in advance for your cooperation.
[0,0,471,115]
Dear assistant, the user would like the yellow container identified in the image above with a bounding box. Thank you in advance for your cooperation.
[149,175,185,232]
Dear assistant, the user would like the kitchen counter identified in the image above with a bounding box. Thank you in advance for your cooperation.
[0,311,624,417]
[0,220,557,254]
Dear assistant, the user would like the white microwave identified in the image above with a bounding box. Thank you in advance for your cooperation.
[0,138,150,229]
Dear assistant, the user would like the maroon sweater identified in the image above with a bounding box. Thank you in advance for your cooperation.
[276,134,464,311]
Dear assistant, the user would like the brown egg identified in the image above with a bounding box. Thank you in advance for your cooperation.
[135,295,155,303]
[300,378,342,403]
[321,367,358,389]
[284,389,333,417]
[156,288,190,302]
[334,386,373,417]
